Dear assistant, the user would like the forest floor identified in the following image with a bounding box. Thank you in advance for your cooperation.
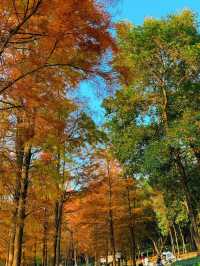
[171,254,200,266]
[178,251,198,260]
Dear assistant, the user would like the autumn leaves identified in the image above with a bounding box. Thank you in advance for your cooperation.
[0,1,114,266]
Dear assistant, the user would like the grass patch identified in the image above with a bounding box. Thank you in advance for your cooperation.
[172,256,200,266]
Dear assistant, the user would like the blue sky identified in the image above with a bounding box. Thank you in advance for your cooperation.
[75,0,200,125]
[115,0,200,25]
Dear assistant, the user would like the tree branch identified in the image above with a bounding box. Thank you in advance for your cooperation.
[0,63,92,95]
[0,0,43,56]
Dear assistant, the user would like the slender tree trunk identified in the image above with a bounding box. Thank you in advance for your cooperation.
[42,208,48,266]
[45,242,48,266]
[178,224,187,254]
[7,219,17,266]
[12,144,32,266]
[172,223,180,257]
[107,163,116,266]
[190,226,197,251]
[94,251,97,266]
[34,240,37,266]
[53,199,63,266]
[12,186,26,266]
[174,151,200,251]
[7,140,24,266]
[161,86,169,132]
[65,243,69,266]
[169,227,175,255]
[108,208,116,266]
[73,236,78,266]
[94,224,98,266]
[21,244,25,266]
[85,255,89,266]
[150,239,159,255]
[53,146,67,266]
[125,181,136,266]
[66,231,74,266]
[11,112,35,266]
[129,225,136,266]
[106,237,109,266]
[12,180,27,266]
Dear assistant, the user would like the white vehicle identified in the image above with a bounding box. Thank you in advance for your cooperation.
[162,251,176,264]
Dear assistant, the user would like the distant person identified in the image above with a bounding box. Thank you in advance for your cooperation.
[141,253,145,264]
[156,256,163,266]
[144,257,149,266]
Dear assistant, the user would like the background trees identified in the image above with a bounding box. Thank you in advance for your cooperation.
[65,151,155,266]
[104,9,200,253]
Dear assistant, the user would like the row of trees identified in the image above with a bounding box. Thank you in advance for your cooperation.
[64,152,195,266]
[0,1,115,266]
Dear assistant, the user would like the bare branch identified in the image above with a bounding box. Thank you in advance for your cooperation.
[0,63,93,95]
[0,0,43,56]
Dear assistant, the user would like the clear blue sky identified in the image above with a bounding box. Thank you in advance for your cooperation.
[75,0,200,125]
[115,0,200,24]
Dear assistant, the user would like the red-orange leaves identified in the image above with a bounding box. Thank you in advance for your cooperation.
[0,0,115,99]
[40,152,53,164]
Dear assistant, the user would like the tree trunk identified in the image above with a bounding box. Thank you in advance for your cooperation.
[178,224,187,254]
[7,219,17,266]
[94,225,98,266]
[174,151,200,251]
[107,163,116,266]
[190,226,197,251]
[42,208,48,266]
[12,188,26,266]
[11,112,34,266]
[161,86,169,132]
[34,240,37,266]
[172,223,180,257]
[150,236,167,256]
[12,144,31,266]
[106,237,109,266]
[7,131,24,266]
[66,231,74,266]
[169,228,175,255]
[73,240,78,266]
[150,239,159,255]
[53,199,63,266]
[108,208,116,266]
[125,182,136,266]
[85,255,89,266]
[21,244,25,266]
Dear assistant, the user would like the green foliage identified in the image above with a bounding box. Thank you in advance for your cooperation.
[172,256,200,266]
[104,9,200,250]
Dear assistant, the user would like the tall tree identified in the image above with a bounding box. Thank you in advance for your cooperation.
[104,10,200,251]
[0,0,116,264]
